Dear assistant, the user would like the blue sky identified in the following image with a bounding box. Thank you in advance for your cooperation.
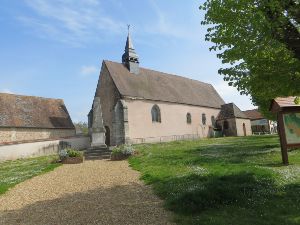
[0,0,254,122]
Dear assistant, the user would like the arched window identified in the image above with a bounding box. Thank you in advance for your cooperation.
[186,113,192,124]
[151,105,161,123]
[211,116,215,127]
[224,120,229,129]
[202,113,207,125]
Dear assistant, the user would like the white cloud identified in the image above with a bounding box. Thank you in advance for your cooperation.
[80,65,98,76]
[213,81,255,111]
[19,0,124,46]
[145,0,200,41]
[1,89,14,94]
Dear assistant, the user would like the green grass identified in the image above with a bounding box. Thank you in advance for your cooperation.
[0,155,61,195]
[129,135,300,225]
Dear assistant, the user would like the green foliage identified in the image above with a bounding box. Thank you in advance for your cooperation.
[73,121,89,135]
[58,148,83,160]
[66,148,83,158]
[200,0,300,119]
[112,144,135,156]
[0,156,60,195]
[129,136,300,225]
[294,96,300,105]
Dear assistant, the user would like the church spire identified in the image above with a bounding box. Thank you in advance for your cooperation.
[122,25,139,74]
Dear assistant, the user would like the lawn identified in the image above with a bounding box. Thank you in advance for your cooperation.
[0,156,61,195]
[129,135,300,225]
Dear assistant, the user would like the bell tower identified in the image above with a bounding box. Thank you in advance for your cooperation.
[122,25,139,74]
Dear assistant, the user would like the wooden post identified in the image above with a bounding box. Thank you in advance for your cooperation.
[277,112,289,165]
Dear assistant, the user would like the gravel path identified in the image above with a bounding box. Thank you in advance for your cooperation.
[0,160,174,225]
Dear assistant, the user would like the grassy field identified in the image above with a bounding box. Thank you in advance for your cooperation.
[0,156,60,195]
[129,135,300,225]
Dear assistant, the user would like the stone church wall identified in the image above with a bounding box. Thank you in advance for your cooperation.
[217,118,252,137]
[124,99,220,143]
[217,118,237,137]
[0,127,75,143]
[96,63,121,145]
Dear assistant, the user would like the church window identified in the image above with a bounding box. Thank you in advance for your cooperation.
[151,105,161,123]
[186,113,192,124]
[202,113,207,125]
[224,120,229,129]
[211,116,215,127]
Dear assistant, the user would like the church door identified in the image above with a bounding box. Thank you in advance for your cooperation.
[105,126,110,146]
[243,123,246,136]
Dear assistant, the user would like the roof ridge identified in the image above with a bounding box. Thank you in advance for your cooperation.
[0,92,64,101]
[103,60,212,86]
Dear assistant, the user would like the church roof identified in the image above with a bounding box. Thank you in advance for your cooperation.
[0,93,74,129]
[103,60,225,109]
[243,109,264,120]
[217,103,249,120]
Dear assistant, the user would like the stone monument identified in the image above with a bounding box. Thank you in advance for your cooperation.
[90,97,106,148]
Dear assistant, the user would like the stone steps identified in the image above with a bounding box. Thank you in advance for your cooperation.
[84,147,111,160]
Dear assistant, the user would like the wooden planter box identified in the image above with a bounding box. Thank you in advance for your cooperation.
[62,156,83,164]
[110,153,129,161]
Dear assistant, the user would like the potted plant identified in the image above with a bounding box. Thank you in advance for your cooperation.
[111,144,135,161]
[59,148,84,164]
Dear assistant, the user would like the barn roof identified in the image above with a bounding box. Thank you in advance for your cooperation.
[0,93,74,129]
[243,109,264,120]
[217,103,249,120]
[103,60,225,109]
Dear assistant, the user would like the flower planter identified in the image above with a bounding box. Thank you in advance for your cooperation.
[110,153,129,161]
[61,156,83,164]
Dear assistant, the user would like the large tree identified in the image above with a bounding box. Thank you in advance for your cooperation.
[200,0,300,118]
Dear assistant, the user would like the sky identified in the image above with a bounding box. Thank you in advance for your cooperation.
[0,0,254,122]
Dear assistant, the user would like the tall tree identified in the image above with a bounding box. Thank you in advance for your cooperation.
[200,0,300,118]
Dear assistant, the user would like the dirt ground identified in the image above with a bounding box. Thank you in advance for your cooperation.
[0,160,174,225]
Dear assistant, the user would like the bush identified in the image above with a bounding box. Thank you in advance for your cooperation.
[58,148,83,161]
[67,149,83,157]
[112,144,135,156]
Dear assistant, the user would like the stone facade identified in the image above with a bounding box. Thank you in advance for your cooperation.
[90,97,106,147]
[113,100,129,145]
[217,118,252,137]
[94,62,121,146]
[0,127,75,143]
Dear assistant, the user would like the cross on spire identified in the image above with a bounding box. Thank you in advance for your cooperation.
[122,25,139,74]
[127,24,130,34]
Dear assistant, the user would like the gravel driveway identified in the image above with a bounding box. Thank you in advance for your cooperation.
[0,160,174,225]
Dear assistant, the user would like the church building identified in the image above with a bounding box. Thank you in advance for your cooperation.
[88,31,251,146]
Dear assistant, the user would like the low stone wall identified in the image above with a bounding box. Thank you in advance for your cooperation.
[0,127,76,144]
[0,136,90,162]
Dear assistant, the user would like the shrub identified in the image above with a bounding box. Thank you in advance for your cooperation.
[112,144,135,156]
[58,148,83,161]
[67,149,83,157]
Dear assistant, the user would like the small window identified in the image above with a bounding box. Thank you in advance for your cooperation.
[224,120,229,129]
[211,116,215,127]
[202,113,207,125]
[186,113,192,124]
[151,105,161,123]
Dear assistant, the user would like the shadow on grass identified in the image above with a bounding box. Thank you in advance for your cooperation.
[149,172,300,225]
[188,141,281,165]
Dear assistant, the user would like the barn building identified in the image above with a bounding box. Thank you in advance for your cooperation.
[0,93,75,143]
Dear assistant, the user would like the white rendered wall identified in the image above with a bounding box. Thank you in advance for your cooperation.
[125,99,220,142]
[0,136,90,162]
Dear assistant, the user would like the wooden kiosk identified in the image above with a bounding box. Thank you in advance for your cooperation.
[270,96,300,165]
